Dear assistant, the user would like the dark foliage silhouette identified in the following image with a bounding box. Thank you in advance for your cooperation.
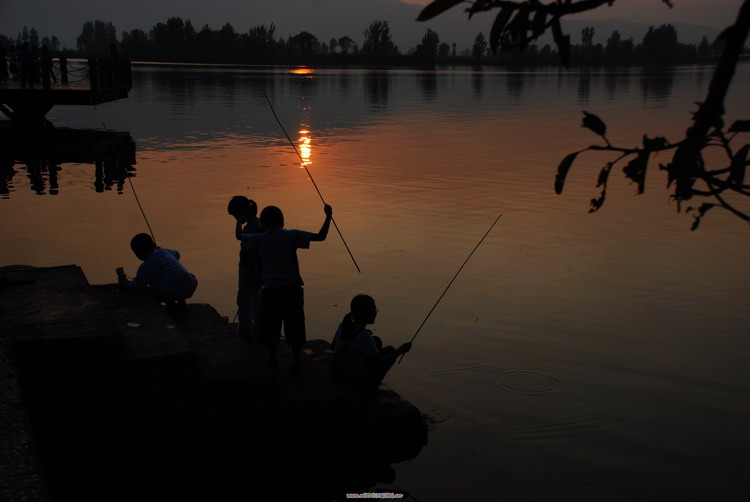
[418,0,750,228]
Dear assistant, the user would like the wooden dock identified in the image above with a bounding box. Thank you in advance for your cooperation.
[0,265,427,501]
[0,124,137,197]
[0,124,136,164]
[0,58,132,125]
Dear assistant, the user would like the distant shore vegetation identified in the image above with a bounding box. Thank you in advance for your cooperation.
[1,17,745,68]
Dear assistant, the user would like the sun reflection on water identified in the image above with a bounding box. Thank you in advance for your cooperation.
[289,67,315,76]
[298,128,312,167]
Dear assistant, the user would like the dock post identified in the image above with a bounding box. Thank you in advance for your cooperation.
[42,68,51,90]
[59,57,68,84]
[88,59,98,92]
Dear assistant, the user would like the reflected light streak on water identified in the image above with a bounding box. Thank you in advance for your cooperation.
[289,66,315,76]
[298,128,312,167]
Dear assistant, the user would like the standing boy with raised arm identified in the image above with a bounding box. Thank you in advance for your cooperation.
[239,204,332,378]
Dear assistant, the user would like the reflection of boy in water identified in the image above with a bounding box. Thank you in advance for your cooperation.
[239,204,332,378]
[229,196,262,342]
[330,294,411,396]
[117,233,198,312]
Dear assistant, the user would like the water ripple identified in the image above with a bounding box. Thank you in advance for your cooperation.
[485,365,606,442]
[496,369,561,395]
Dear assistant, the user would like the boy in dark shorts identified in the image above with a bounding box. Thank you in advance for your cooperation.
[239,204,332,377]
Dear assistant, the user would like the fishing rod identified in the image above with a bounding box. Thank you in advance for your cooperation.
[262,91,361,274]
[102,121,157,244]
[399,213,503,363]
[127,177,157,245]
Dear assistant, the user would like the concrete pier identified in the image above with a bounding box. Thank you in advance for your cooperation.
[0,265,427,501]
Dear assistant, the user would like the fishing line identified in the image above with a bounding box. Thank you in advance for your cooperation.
[102,121,157,244]
[399,213,503,363]
[127,177,157,245]
[262,91,361,273]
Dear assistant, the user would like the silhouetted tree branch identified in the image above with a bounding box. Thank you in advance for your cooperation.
[418,0,675,65]
[419,0,750,229]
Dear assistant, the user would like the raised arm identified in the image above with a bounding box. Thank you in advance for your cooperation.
[310,204,333,242]
[234,215,247,240]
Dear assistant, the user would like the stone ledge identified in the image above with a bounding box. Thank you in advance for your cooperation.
[0,340,51,502]
[0,265,428,501]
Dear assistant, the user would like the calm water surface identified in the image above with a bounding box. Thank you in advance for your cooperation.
[2,64,750,500]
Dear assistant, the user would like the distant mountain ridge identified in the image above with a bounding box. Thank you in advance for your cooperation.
[0,0,725,52]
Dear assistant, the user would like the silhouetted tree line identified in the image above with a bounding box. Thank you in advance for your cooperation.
[118,17,381,65]
[3,17,738,68]
[111,17,743,67]
[469,24,732,66]
[0,26,61,54]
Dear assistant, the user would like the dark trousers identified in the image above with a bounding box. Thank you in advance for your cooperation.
[259,284,305,346]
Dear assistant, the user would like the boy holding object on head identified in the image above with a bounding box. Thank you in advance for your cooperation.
[228,196,262,341]
[238,204,332,378]
[116,233,198,313]
[330,294,411,396]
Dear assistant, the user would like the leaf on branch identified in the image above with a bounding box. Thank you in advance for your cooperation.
[622,152,649,194]
[668,144,698,201]
[506,8,531,49]
[728,120,750,133]
[643,135,668,150]
[582,111,607,137]
[589,190,606,213]
[697,203,714,216]
[490,7,515,52]
[596,163,613,188]
[551,18,570,67]
[467,0,495,18]
[555,151,579,195]
[417,0,465,22]
[690,203,715,231]
[659,162,674,186]
[729,144,749,186]
[532,9,547,37]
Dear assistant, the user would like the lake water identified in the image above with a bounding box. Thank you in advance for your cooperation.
[2,63,750,500]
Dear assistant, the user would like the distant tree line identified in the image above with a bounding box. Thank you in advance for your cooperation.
[0,26,61,53]
[2,18,742,67]
[471,24,731,66]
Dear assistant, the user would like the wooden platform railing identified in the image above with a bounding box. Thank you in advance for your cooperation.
[87,59,132,92]
[2,58,133,125]
[38,58,132,92]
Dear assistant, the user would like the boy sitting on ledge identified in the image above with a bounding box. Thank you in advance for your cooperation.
[330,294,411,396]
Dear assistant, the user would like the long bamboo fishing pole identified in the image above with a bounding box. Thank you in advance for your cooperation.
[127,177,157,245]
[399,213,503,363]
[102,121,157,245]
[262,91,361,273]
